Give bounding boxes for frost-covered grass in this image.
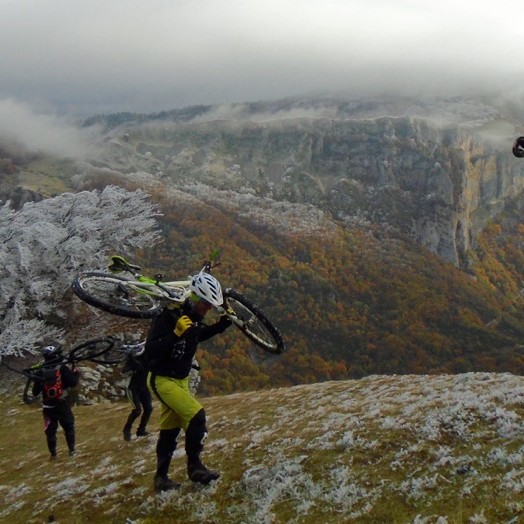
[1,373,523,523]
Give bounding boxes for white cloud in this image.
[0,99,99,158]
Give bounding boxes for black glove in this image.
[217,314,232,331]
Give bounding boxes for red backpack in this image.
[42,366,63,401]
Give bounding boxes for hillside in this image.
[1,373,523,523]
[67,175,523,394]
[1,94,523,393]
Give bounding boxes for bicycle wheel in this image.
[224,289,286,354]
[72,271,163,319]
[89,346,128,364]
[68,337,115,363]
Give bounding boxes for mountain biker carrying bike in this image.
[31,344,79,459]
[122,343,153,441]
[145,272,232,492]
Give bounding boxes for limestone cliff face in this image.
[262,116,524,267]
[99,106,524,266]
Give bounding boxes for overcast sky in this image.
[1,0,523,119]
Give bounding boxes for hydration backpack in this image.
[41,366,64,401]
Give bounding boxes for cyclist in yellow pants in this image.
[146,272,232,493]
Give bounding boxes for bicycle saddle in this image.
[108,255,142,273]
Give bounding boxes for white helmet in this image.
[190,272,223,307]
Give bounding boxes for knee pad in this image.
[186,409,207,454]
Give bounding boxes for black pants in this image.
[155,408,207,478]
[42,402,75,455]
[124,380,153,433]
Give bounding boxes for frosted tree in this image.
[0,186,162,358]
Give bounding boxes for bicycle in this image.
[0,337,116,404]
[96,340,146,366]
[72,255,286,354]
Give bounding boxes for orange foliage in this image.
[118,190,524,395]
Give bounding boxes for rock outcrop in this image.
[94,100,524,266]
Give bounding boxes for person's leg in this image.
[154,378,219,484]
[148,373,186,492]
[43,409,58,459]
[57,403,76,456]
[155,427,180,474]
[136,386,153,437]
[185,408,220,484]
[123,386,141,440]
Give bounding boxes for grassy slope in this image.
[1,373,523,523]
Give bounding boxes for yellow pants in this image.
[147,372,202,431]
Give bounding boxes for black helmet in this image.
[512,136,524,158]
[42,344,63,360]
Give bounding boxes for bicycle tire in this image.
[1,360,44,381]
[224,288,286,354]
[72,271,163,319]
[89,346,128,364]
[68,337,115,363]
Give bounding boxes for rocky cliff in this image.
[90,96,524,266]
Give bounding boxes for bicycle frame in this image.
[73,256,286,353]
[109,258,233,316]
[122,275,192,304]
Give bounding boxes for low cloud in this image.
[1,1,523,115]
[0,99,100,158]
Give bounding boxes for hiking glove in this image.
[217,314,232,331]
[175,315,194,337]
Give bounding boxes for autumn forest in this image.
[110,185,524,396]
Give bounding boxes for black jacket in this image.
[145,302,228,379]
[32,363,79,407]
